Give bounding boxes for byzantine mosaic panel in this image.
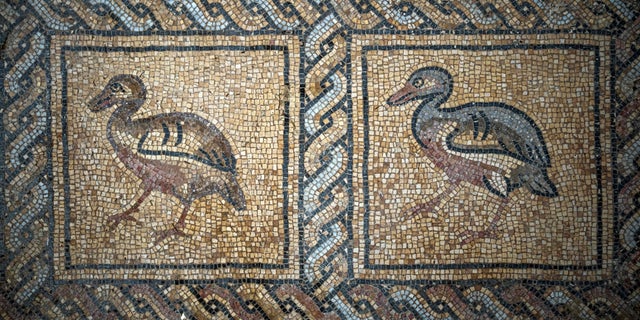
[351,33,614,281]
[50,34,300,280]
[3,0,640,319]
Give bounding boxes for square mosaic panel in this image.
[3,1,640,319]
[49,34,300,281]
[351,33,614,281]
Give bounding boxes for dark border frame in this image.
[55,43,295,273]
[354,41,614,274]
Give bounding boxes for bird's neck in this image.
[413,94,448,131]
[106,100,143,153]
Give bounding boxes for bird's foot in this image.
[153,224,188,245]
[401,203,440,222]
[107,210,139,230]
[458,227,499,245]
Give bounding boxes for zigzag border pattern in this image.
[2,0,640,318]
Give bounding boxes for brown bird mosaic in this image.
[88,74,246,244]
[387,67,558,244]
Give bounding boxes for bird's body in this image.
[89,74,245,243]
[388,67,557,244]
[109,111,244,206]
[417,117,505,189]
[413,102,556,198]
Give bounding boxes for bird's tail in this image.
[514,167,558,198]
[221,175,247,211]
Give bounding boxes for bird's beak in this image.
[88,89,113,112]
[387,83,418,106]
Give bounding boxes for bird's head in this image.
[88,74,146,112]
[387,67,452,107]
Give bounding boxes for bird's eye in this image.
[412,78,424,88]
[110,83,124,93]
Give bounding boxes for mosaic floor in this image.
[2,0,640,319]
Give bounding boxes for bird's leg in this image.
[401,183,458,222]
[481,200,505,238]
[107,188,151,229]
[176,203,190,231]
[459,197,508,245]
[153,202,191,245]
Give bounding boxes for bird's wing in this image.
[443,102,552,168]
[130,113,237,172]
